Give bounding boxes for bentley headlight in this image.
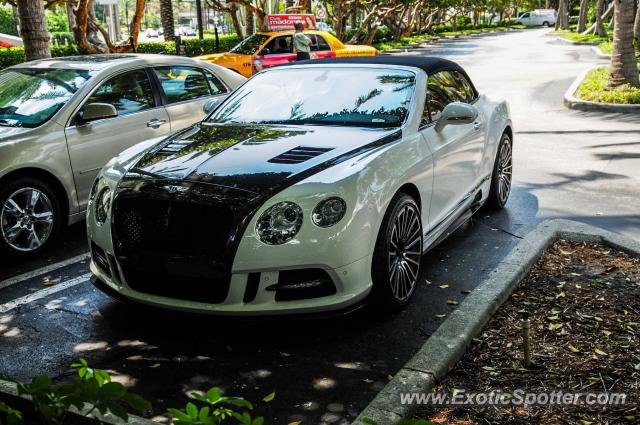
[89,177,101,202]
[312,197,346,227]
[256,202,303,245]
[95,187,112,226]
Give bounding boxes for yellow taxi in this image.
[196,29,378,78]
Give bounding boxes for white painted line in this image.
[0,272,92,313]
[0,253,90,291]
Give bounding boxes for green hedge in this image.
[0,34,241,70]
[0,45,79,69]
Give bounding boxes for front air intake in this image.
[268,146,334,164]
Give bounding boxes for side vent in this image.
[157,139,192,155]
[268,146,334,164]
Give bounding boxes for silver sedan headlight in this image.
[312,197,347,227]
[256,201,303,245]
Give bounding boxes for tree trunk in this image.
[577,0,589,32]
[245,5,254,35]
[229,3,244,39]
[160,0,175,41]
[609,0,639,87]
[17,0,51,61]
[595,0,607,36]
[556,0,569,30]
[634,0,640,52]
[12,5,20,36]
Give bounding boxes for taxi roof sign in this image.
[266,14,317,31]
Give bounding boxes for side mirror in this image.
[259,48,270,56]
[80,103,117,122]
[203,98,221,114]
[435,102,478,132]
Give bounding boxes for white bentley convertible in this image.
[87,56,513,315]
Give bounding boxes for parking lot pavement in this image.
[1,29,639,424]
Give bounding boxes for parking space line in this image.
[0,272,92,313]
[0,253,90,291]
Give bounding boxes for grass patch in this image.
[374,25,526,52]
[598,41,612,55]
[553,29,610,43]
[575,66,640,104]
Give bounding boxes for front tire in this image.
[485,132,513,210]
[0,178,62,257]
[371,193,423,311]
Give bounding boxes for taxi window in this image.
[263,36,292,54]
[229,34,270,55]
[312,35,331,51]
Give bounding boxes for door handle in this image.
[473,121,482,130]
[147,119,167,129]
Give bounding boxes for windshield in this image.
[0,68,93,128]
[208,67,416,128]
[229,34,270,55]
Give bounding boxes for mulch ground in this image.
[415,240,640,424]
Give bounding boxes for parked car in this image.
[176,26,197,37]
[316,22,334,32]
[196,30,378,78]
[88,56,513,315]
[0,54,245,257]
[144,28,159,38]
[515,9,556,27]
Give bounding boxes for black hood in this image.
[129,123,401,195]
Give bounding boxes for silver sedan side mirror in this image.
[203,98,222,114]
[435,102,478,132]
[81,103,118,122]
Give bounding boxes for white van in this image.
[516,9,556,27]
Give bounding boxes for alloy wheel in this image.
[498,138,512,205]
[388,203,422,302]
[1,187,55,252]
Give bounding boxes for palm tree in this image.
[577,0,589,33]
[609,0,639,87]
[159,0,175,41]
[556,0,570,30]
[16,0,51,61]
[595,0,607,36]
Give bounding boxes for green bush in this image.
[0,7,18,36]
[137,41,177,54]
[0,44,79,69]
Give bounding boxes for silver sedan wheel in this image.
[498,138,512,205]
[388,204,422,302]
[1,187,55,252]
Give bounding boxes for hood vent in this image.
[269,146,334,164]
[157,139,193,156]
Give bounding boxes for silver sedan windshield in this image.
[0,68,94,128]
[208,67,416,128]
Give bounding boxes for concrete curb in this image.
[590,45,610,59]
[563,65,640,113]
[352,219,640,425]
[0,378,157,425]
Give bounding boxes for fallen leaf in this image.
[447,300,459,305]
[568,345,580,353]
[580,421,594,425]
[460,289,471,295]
[547,315,559,320]
[594,348,608,356]
[279,352,291,357]
[559,249,573,255]
[435,314,446,318]
[548,323,562,331]
[149,363,161,368]
[288,422,302,425]
[387,375,393,381]
[263,392,275,402]
[439,284,449,289]
[556,291,566,298]
[424,280,432,285]
[624,416,636,422]
[363,378,374,384]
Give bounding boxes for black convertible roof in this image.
[292,55,468,76]
[289,55,477,95]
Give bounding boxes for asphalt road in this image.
[0,29,639,425]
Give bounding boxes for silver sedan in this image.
[0,54,246,257]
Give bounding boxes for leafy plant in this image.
[168,387,264,425]
[11,358,150,424]
[0,400,23,425]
